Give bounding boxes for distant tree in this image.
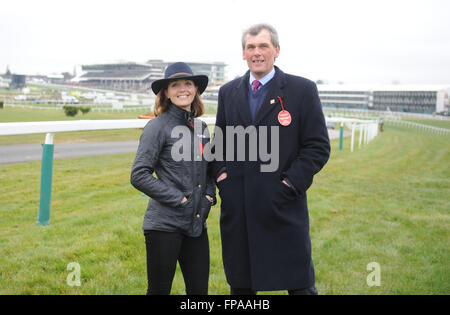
[63,105,78,117]
[80,106,91,115]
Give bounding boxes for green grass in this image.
[0,125,448,295]
[311,125,449,294]
[0,107,151,122]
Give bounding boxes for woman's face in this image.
[164,79,198,111]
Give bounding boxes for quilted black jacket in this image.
[130,103,216,237]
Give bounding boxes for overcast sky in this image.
[1,0,449,84]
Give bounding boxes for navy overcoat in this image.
[211,67,330,291]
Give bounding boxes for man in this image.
[212,24,330,295]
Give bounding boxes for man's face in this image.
[242,29,280,80]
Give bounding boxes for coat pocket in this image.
[177,194,194,216]
[276,180,300,205]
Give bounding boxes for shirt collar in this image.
[249,67,276,87]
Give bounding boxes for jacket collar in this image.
[166,101,194,124]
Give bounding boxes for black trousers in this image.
[144,229,209,295]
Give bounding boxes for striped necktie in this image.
[252,80,261,92]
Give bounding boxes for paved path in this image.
[0,130,348,165]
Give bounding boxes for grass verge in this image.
[0,125,448,294]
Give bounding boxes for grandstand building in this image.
[318,84,449,114]
[74,60,226,92]
[75,62,160,91]
[187,61,226,85]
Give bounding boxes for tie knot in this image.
[252,80,261,92]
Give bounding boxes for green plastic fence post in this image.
[339,123,344,151]
[37,133,54,226]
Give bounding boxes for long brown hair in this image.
[154,83,205,118]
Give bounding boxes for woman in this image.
[130,62,216,295]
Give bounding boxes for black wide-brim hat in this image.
[151,62,209,95]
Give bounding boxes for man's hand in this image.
[217,172,228,183]
[205,195,213,203]
[181,196,188,204]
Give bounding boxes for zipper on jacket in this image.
[188,117,204,157]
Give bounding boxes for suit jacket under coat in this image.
[212,66,330,291]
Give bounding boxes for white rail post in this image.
[359,124,363,148]
[364,124,369,145]
[351,123,355,152]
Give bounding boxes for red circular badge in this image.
[278,110,292,126]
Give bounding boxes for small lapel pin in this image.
[270,99,275,104]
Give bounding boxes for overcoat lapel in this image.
[232,71,252,126]
[253,67,287,126]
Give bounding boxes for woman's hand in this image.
[205,195,213,203]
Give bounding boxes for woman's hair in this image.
[153,82,205,118]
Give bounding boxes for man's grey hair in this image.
[241,23,279,49]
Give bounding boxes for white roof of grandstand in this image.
[167,61,227,66]
[83,62,153,67]
[317,84,450,92]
